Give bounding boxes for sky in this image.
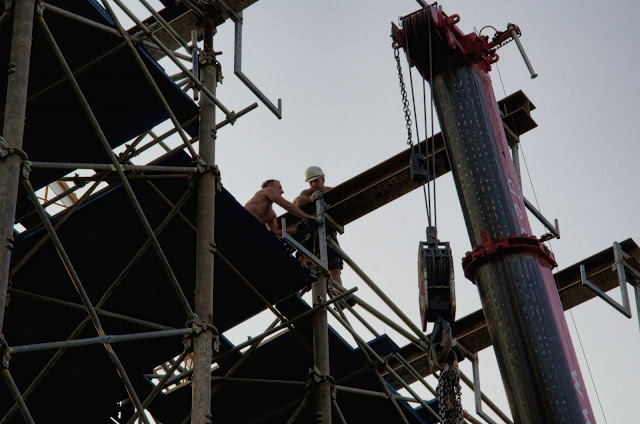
[107,0,640,422]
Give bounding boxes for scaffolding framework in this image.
[1,2,638,424]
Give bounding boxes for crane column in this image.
[393,6,594,423]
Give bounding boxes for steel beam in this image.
[278,93,535,228]
[385,240,640,392]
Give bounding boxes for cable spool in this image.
[418,229,456,332]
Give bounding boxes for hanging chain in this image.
[392,36,413,147]
[436,364,465,424]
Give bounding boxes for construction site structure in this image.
[1,1,639,423]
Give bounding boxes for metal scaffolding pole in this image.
[191,15,218,424]
[38,14,194,318]
[312,200,332,424]
[0,0,35,339]
[1,188,193,423]
[163,290,356,392]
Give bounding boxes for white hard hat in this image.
[304,166,324,182]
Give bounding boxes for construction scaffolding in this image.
[1,1,638,424]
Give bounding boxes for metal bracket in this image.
[231,11,282,119]
[186,314,221,352]
[581,242,640,328]
[523,196,560,239]
[467,353,513,424]
[507,23,537,79]
[0,135,7,158]
[21,161,31,179]
[0,335,10,369]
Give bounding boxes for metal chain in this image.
[436,364,464,423]
[392,37,413,147]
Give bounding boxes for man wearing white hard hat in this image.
[294,166,344,285]
[244,179,321,237]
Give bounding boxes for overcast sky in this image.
[117,0,640,422]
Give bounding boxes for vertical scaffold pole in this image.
[192,17,218,424]
[0,0,36,336]
[313,201,332,423]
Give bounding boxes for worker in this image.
[294,166,344,285]
[244,179,320,237]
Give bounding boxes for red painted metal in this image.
[394,5,596,422]
[391,6,520,77]
[462,230,558,283]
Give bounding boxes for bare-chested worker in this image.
[294,166,344,285]
[244,179,320,236]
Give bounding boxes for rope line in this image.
[570,310,609,424]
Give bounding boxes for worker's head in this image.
[262,179,283,194]
[304,166,325,191]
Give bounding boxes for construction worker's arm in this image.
[266,217,283,237]
[266,215,298,237]
[294,188,315,207]
[266,188,311,219]
[294,189,327,207]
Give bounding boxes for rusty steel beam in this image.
[280,92,535,229]
[385,238,640,389]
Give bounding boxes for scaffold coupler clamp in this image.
[307,365,335,396]
[186,314,220,352]
[20,161,32,179]
[462,229,557,284]
[198,48,224,82]
[0,136,28,162]
[0,335,9,369]
[194,159,222,190]
[418,226,456,331]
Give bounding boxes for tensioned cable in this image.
[407,56,433,226]
[427,7,437,230]
[569,311,609,424]
[405,22,431,227]
[496,62,547,242]
[400,6,438,230]
[422,78,433,224]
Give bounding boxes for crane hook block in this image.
[418,239,456,332]
[410,152,428,183]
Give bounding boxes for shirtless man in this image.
[244,179,319,236]
[294,166,344,285]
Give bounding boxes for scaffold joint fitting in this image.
[186,314,221,352]
[0,335,10,369]
[0,137,28,161]
[21,161,32,179]
[309,365,335,386]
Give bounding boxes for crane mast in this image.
[393,5,595,423]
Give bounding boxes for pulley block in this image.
[418,238,456,331]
